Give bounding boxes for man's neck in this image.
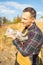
[25,22,34,29]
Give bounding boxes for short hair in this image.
[23,7,36,18]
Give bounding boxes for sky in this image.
[0,0,43,21]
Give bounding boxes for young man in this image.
[7,7,43,65]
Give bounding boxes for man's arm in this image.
[13,30,43,56]
[13,38,29,56]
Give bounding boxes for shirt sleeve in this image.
[13,38,29,56]
[12,30,43,56]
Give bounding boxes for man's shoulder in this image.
[35,24,42,35]
[32,22,42,35]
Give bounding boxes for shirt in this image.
[13,22,43,60]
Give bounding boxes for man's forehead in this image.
[22,12,31,18]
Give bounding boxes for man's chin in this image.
[22,23,26,26]
[22,23,30,27]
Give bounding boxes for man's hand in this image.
[5,34,16,40]
[4,27,17,40]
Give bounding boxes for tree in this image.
[0,17,3,27]
[13,15,21,24]
[2,17,12,24]
[40,16,43,19]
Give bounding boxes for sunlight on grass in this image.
[0,22,43,65]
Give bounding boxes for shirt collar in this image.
[22,22,36,33]
[28,22,36,30]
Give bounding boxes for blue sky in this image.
[0,0,43,21]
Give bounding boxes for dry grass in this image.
[0,22,43,65]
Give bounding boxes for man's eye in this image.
[23,18,27,20]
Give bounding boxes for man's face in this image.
[21,12,35,27]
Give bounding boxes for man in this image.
[7,7,43,65]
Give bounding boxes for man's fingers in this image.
[6,34,16,39]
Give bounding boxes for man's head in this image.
[22,7,36,27]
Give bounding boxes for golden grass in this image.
[0,22,43,65]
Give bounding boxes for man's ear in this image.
[32,17,35,23]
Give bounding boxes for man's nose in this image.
[21,19,25,23]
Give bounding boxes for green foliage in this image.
[3,17,12,24]
[0,17,12,25]
[41,16,43,18]
[13,15,21,24]
[0,17,2,27]
[0,16,21,25]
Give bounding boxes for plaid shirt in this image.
[13,22,43,58]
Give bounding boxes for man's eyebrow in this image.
[22,18,27,20]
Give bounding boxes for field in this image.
[0,22,43,65]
